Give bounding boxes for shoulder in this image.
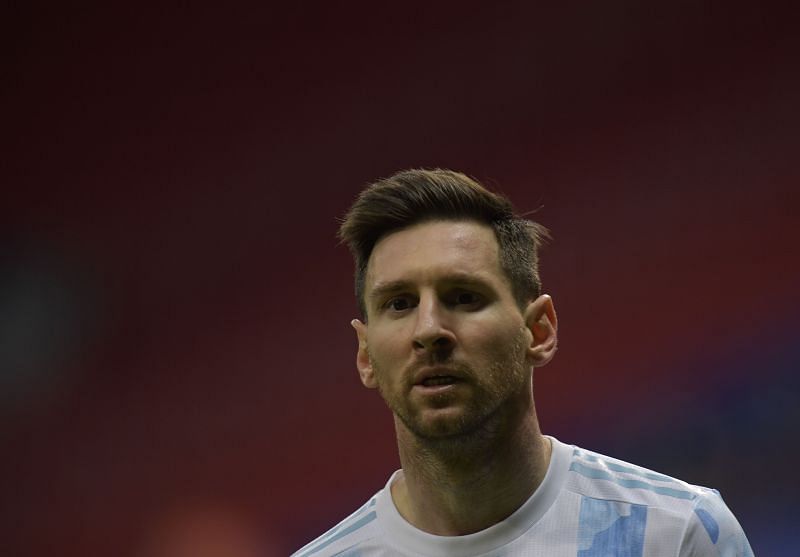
[565,444,708,508]
[290,496,382,557]
[679,487,754,557]
[562,442,753,556]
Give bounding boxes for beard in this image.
[371,326,532,443]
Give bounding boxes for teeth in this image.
[422,376,456,387]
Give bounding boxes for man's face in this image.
[353,220,552,440]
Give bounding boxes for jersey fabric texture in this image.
[292,437,753,557]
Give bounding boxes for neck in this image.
[391,404,551,536]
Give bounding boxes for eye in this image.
[390,298,409,311]
[385,296,415,312]
[450,290,484,309]
[456,292,477,304]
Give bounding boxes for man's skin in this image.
[351,220,558,536]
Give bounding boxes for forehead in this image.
[365,220,506,290]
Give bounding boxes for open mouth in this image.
[420,376,458,387]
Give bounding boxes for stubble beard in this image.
[371,328,531,451]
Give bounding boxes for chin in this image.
[403,407,493,441]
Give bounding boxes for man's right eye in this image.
[387,297,412,312]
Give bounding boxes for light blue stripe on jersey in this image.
[575,450,675,483]
[577,497,647,557]
[694,508,719,544]
[299,511,376,556]
[693,492,754,557]
[295,500,377,557]
[569,462,695,500]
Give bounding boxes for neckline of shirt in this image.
[375,435,571,557]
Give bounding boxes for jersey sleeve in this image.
[678,488,754,557]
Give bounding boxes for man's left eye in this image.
[456,292,476,304]
[453,292,482,307]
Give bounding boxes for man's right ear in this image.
[351,319,376,388]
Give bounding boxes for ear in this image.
[351,319,377,388]
[524,294,558,367]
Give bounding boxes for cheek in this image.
[478,332,528,371]
[368,326,409,364]
[464,314,525,349]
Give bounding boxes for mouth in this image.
[419,375,459,387]
[413,366,465,389]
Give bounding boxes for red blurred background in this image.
[2,2,798,555]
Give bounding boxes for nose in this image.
[412,294,456,353]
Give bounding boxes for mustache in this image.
[409,349,454,368]
[419,346,456,365]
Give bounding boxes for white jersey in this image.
[292,437,753,557]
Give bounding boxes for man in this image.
[293,169,753,556]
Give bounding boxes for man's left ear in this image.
[524,294,558,367]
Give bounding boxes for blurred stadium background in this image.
[2,2,798,556]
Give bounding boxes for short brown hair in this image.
[338,168,549,318]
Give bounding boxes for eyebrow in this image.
[368,280,414,304]
[367,273,495,304]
